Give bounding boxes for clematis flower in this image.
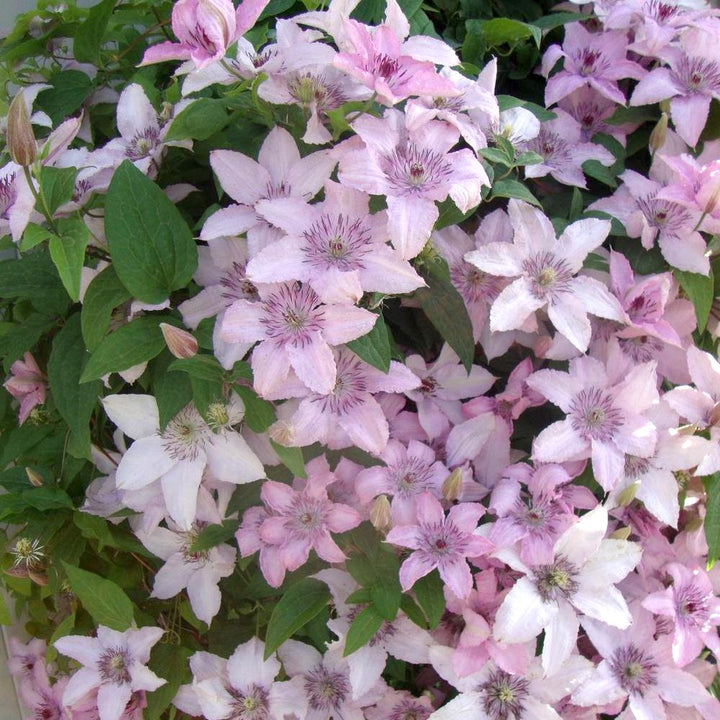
[386,492,494,599]
[247,181,425,305]
[526,355,658,491]
[140,0,270,69]
[4,351,46,425]
[338,108,489,259]
[103,393,265,529]
[55,626,165,720]
[465,199,626,352]
[493,505,642,675]
[220,282,378,398]
[542,22,646,106]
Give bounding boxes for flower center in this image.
[304,667,349,711]
[303,213,373,271]
[481,670,530,720]
[534,556,579,602]
[228,683,269,720]
[161,406,209,461]
[611,645,658,695]
[569,387,623,442]
[98,648,131,685]
[522,251,573,299]
[262,283,325,348]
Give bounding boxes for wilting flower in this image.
[4,351,46,425]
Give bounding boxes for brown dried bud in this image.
[7,91,36,166]
[160,322,198,359]
[369,495,392,534]
[649,112,668,154]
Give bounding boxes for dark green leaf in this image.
[264,578,330,658]
[81,265,131,351]
[497,95,556,122]
[168,354,224,382]
[270,440,306,478]
[188,520,238,553]
[48,218,88,302]
[370,569,402,621]
[47,314,101,453]
[473,18,541,49]
[605,106,658,126]
[434,196,477,231]
[515,151,544,166]
[479,147,513,166]
[400,595,427,628]
[79,315,164,383]
[39,166,77,216]
[345,588,373,604]
[153,353,193,430]
[413,569,445,628]
[346,313,391,372]
[0,250,68,309]
[105,160,198,304]
[36,71,93,126]
[235,385,276,433]
[344,605,384,656]
[165,99,230,141]
[491,178,542,207]
[21,486,73,511]
[704,473,720,566]
[416,260,475,372]
[74,0,116,64]
[675,268,714,333]
[531,11,585,30]
[20,223,54,251]
[145,644,192,720]
[63,563,135,631]
[582,159,618,188]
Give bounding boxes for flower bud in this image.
[369,495,392,534]
[269,420,295,447]
[616,482,638,507]
[442,468,464,502]
[160,322,198,359]
[649,112,668,154]
[25,467,43,487]
[7,90,36,166]
[610,526,631,540]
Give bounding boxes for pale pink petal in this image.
[525,370,581,412]
[117,84,158,139]
[206,431,265,484]
[102,394,159,440]
[532,420,588,463]
[490,278,545,332]
[187,568,222,624]
[97,682,132,720]
[200,205,258,240]
[542,599,579,675]
[399,552,437,591]
[287,334,336,395]
[321,305,378,345]
[464,242,523,277]
[558,218,611,272]
[246,238,308,284]
[386,195,439,260]
[494,576,557,644]
[160,454,206,529]
[571,275,626,321]
[210,150,268,204]
[152,555,196,598]
[116,435,175,490]
[572,585,632,627]
[251,342,292,398]
[590,439,625,491]
[220,299,266,343]
[339,398,389,455]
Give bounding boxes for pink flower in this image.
[54,626,166,720]
[4,351,46,425]
[258,457,362,586]
[465,200,626,352]
[220,282,378,398]
[526,355,659,491]
[338,108,489,259]
[385,492,494,599]
[542,22,645,107]
[141,0,270,69]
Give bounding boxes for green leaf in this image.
[491,178,542,207]
[0,593,12,625]
[39,166,77,216]
[105,160,198,304]
[0,250,68,309]
[497,96,556,123]
[153,353,193,430]
[145,644,192,720]
[79,315,165,383]
[675,268,715,333]
[165,99,230,141]
[531,11,586,30]
[49,611,75,644]
[345,588,372,604]
[20,223,54,251]
[412,569,445,629]
[36,71,94,126]
[47,314,101,453]
[63,563,135,631]
[370,569,402,621]
[264,578,330,658]
[188,520,238,553]
[344,605,384,656]
[479,147,513,166]
[74,0,115,64]
[235,385,277,433]
[704,473,720,566]
[168,355,224,382]
[434,196,477,231]
[582,159,618,188]
[515,151,544,166]
[346,313,391,372]
[81,265,131,351]
[21,486,73,511]
[399,595,427,628]
[473,18,541,49]
[416,260,475,373]
[48,218,88,302]
[270,440,306,479]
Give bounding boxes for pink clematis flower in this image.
[643,563,720,667]
[493,505,642,675]
[542,22,646,107]
[220,282,378,398]
[203,127,336,254]
[4,351,46,425]
[54,626,165,720]
[140,0,270,69]
[247,181,425,305]
[385,492,494,599]
[465,199,626,352]
[526,355,658,491]
[258,456,362,587]
[338,108,490,259]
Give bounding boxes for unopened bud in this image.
[25,467,43,486]
[649,112,668,154]
[442,468,464,502]
[7,90,36,166]
[269,420,295,447]
[369,495,392,534]
[533,336,552,359]
[28,569,48,586]
[616,482,639,507]
[160,323,198,359]
[610,526,631,540]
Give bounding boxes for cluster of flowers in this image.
[3,0,720,718]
